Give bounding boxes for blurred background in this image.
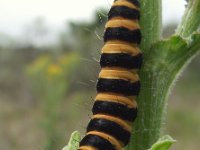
[0,0,199,150]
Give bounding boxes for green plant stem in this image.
[140,0,162,51]
[125,0,162,149]
[176,0,200,37]
[125,0,200,150]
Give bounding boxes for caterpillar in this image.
[79,0,142,150]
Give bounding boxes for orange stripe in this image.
[105,19,140,30]
[100,67,139,74]
[110,16,139,23]
[92,114,131,132]
[78,146,97,150]
[87,131,122,150]
[113,0,139,10]
[105,40,138,47]
[99,69,139,82]
[95,93,137,108]
[102,43,141,56]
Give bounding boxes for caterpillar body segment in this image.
[79,0,142,149]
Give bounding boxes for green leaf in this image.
[148,135,176,150]
[146,33,200,74]
[62,131,81,150]
[145,35,187,72]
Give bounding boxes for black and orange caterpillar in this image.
[79,0,142,149]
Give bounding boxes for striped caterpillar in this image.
[79,0,142,149]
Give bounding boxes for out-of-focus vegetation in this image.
[166,54,200,150]
[26,53,79,150]
[0,9,106,150]
[0,9,199,150]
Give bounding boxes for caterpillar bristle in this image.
[79,0,142,149]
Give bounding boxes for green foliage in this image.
[148,135,176,150]
[62,131,81,150]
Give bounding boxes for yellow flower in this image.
[47,64,62,77]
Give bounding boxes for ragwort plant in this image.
[66,0,200,150]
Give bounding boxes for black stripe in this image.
[97,78,140,96]
[92,101,137,121]
[104,27,141,44]
[87,118,131,146]
[108,6,140,20]
[127,0,140,7]
[114,0,140,7]
[79,134,116,150]
[100,53,142,69]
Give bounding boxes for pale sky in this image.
[0,0,186,37]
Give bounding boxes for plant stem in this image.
[140,0,162,52]
[125,0,162,149]
[125,0,200,150]
[176,0,200,37]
